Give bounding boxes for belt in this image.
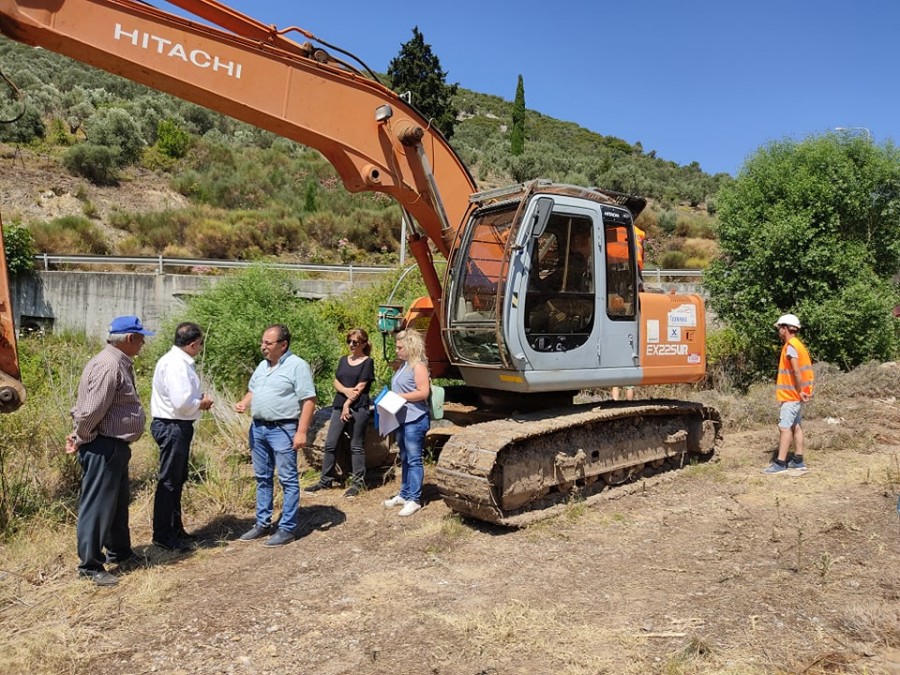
[252,418,297,427]
[153,417,196,424]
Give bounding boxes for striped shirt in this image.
[71,344,146,445]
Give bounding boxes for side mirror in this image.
[530,196,554,238]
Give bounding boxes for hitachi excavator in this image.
[0,0,721,524]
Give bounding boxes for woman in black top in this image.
[307,328,375,497]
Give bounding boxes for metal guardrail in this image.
[33,254,702,283]
[33,254,393,282]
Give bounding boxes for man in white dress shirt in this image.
[150,322,213,551]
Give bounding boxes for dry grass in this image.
[424,599,648,675]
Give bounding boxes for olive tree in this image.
[84,107,144,166]
[705,134,900,374]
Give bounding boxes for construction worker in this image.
[763,313,814,474]
[634,225,646,273]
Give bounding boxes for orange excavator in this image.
[0,0,721,524]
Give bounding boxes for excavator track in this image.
[435,400,722,527]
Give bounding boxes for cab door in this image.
[509,200,639,377]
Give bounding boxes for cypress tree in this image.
[387,27,458,140]
[510,74,526,156]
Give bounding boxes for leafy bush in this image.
[0,102,45,143]
[62,143,119,185]
[1,223,35,276]
[156,118,190,158]
[152,266,341,396]
[29,215,110,254]
[705,134,900,375]
[657,209,677,234]
[84,107,144,166]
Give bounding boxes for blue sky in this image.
[161,0,893,176]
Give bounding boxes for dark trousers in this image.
[320,406,370,487]
[151,418,195,542]
[76,436,132,573]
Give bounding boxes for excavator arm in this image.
[0,0,480,398]
[0,0,476,279]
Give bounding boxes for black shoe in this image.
[263,529,296,547]
[343,485,361,498]
[104,549,136,565]
[174,529,198,542]
[238,524,271,541]
[152,538,192,553]
[106,552,146,571]
[305,480,337,492]
[79,569,119,587]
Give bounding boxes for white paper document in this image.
[376,390,407,436]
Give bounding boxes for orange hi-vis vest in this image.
[634,226,646,272]
[776,336,814,402]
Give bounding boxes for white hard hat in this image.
[774,313,801,329]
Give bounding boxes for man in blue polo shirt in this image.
[235,324,316,546]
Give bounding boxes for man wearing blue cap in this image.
[67,315,154,586]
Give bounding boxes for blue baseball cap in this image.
[108,315,155,336]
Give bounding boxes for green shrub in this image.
[1,223,35,276]
[85,107,144,166]
[658,209,677,234]
[62,143,119,185]
[0,102,45,143]
[156,118,190,158]
[659,250,688,269]
[29,215,110,254]
[149,266,341,396]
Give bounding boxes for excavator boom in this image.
[0,0,476,258]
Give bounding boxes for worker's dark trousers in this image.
[151,418,194,543]
[76,436,132,573]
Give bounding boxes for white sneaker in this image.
[383,495,406,508]
[398,501,421,517]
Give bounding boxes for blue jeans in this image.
[249,420,299,533]
[396,414,429,503]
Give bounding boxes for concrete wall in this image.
[10,271,359,339]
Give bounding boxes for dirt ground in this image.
[0,145,187,232]
[2,390,899,675]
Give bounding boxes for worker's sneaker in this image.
[788,457,808,471]
[343,485,361,498]
[398,501,421,517]
[762,462,788,475]
[383,495,406,508]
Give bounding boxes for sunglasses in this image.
[347,339,364,345]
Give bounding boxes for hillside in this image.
[0,36,722,267]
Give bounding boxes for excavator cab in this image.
[443,184,645,395]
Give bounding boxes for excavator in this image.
[0,0,721,525]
